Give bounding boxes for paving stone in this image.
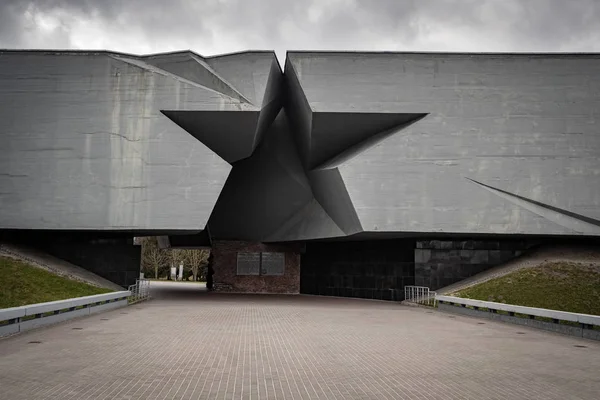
[0,281,599,399]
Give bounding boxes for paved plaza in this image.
[0,281,599,400]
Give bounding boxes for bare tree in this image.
[141,237,168,279]
[185,249,210,282]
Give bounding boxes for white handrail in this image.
[128,279,150,304]
[404,285,437,306]
[436,295,600,327]
[0,291,131,337]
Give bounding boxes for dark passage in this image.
[300,240,415,301]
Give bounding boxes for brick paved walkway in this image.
[0,281,599,400]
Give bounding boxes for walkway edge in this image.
[0,291,131,337]
[436,296,600,341]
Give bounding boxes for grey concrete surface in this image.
[0,280,599,399]
[287,52,600,236]
[0,50,271,231]
[3,50,600,241]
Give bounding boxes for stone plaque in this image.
[261,252,285,276]
[236,252,260,275]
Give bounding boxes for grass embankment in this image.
[0,256,113,309]
[455,262,600,316]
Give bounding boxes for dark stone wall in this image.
[41,238,141,288]
[415,240,535,290]
[300,240,415,301]
[212,240,301,293]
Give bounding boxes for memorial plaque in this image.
[237,252,260,275]
[261,252,285,276]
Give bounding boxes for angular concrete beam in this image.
[310,112,427,170]
[264,198,345,242]
[207,111,314,241]
[308,168,363,236]
[467,178,600,234]
[160,53,284,164]
[206,52,281,107]
[285,57,427,170]
[161,110,260,164]
[144,52,251,103]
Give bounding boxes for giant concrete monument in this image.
[1,50,599,289]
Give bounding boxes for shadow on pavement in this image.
[147,280,406,309]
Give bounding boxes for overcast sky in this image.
[1,0,599,62]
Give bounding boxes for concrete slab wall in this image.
[0,51,235,232]
[288,52,600,236]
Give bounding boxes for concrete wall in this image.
[300,240,415,301]
[4,50,600,242]
[287,52,600,237]
[0,51,243,232]
[414,240,533,290]
[212,241,301,293]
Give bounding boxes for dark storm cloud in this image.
[0,0,599,56]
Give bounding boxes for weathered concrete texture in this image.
[301,240,415,301]
[160,52,283,164]
[144,52,250,102]
[285,57,427,171]
[287,52,600,236]
[212,240,301,293]
[438,303,600,341]
[206,52,280,106]
[4,50,600,242]
[1,283,599,400]
[414,240,531,290]
[0,50,241,232]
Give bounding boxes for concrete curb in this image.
[438,303,600,341]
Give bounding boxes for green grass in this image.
[455,262,600,316]
[0,256,114,309]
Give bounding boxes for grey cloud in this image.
[0,0,599,56]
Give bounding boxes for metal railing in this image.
[404,285,437,307]
[128,279,150,304]
[0,291,131,337]
[436,295,600,340]
[436,295,600,327]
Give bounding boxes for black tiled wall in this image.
[300,240,415,301]
[414,240,537,290]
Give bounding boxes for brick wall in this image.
[212,240,301,294]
